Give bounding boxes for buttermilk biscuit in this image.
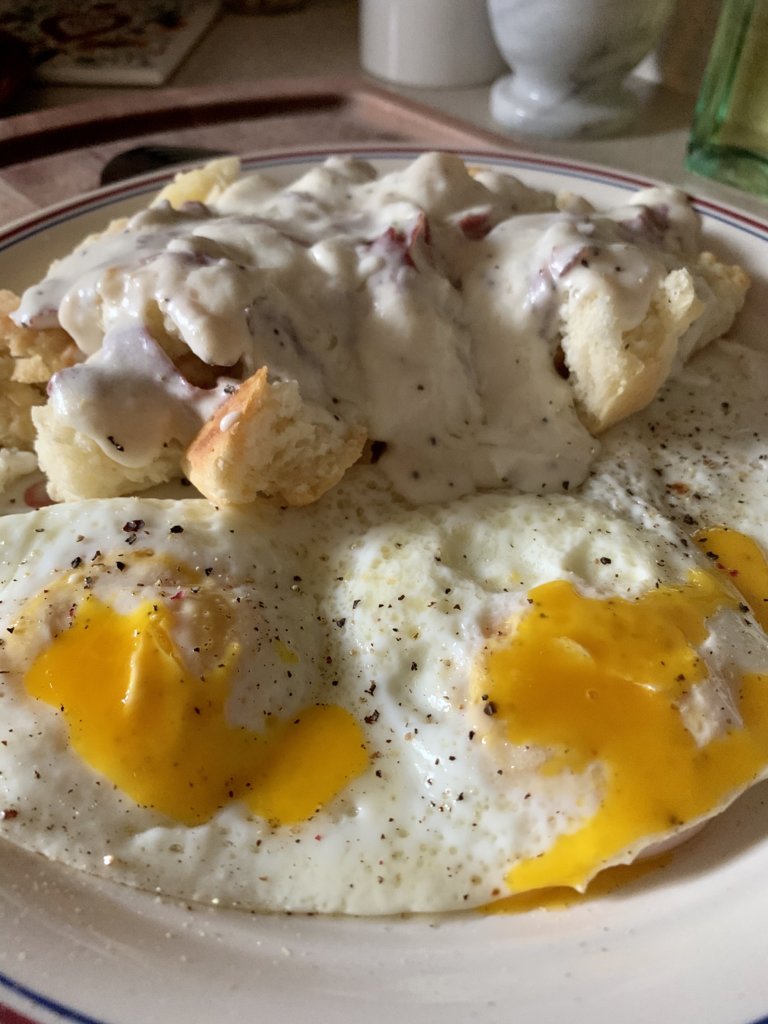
[0,290,79,489]
[676,252,750,365]
[0,290,79,388]
[561,255,749,434]
[152,156,242,209]
[182,367,366,507]
[33,402,185,502]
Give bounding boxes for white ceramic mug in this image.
[360,0,506,89]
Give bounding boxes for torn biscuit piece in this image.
[182,367,366,506]
[561,255,749,434]
[0,290,79,387]
[0,290,79,490]
[0,448,36,491]
[675,252,750,366]
[33,401,185,502]
[152,156,242,210]
[561,267,701,433]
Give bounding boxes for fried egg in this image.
[2,448,768,915]
[2,154,768,917]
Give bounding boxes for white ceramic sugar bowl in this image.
[487,0,674,137]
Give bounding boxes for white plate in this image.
[1,148,768,1024]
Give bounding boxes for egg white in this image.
[1,445,767,915]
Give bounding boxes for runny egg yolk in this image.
[24,597,368,827]
[480,556,768,895]
[693,526,768,631]
[483,854,672,914]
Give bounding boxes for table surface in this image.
[2,0,766,223]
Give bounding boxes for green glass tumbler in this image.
[686,0,768,196]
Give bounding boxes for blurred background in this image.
[0,0,722,115]
[2,0,765,221]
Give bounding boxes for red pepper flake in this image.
[170,590,184,601]
[314,834,323,841]
[1,808,18,820]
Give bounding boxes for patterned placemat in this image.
[0,0,221,86]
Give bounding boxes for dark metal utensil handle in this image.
[99,144,229,186]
